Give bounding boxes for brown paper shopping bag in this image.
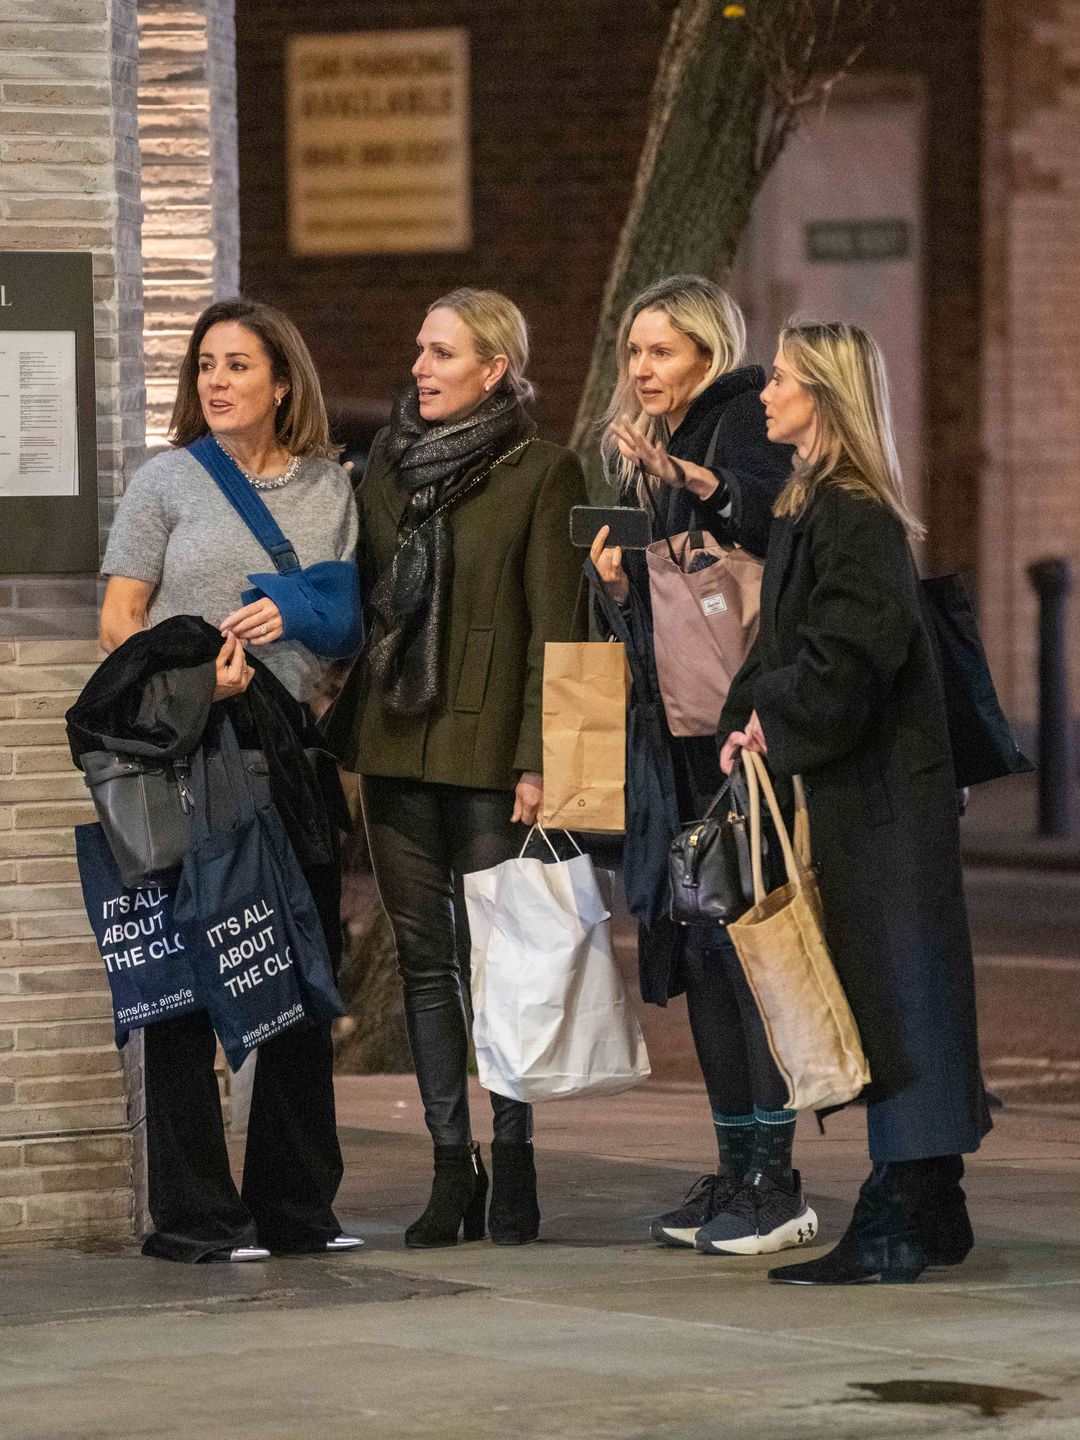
[541,640,628,833]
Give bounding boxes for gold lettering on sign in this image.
[287,29,472,256]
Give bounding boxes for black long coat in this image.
[721,484,991,1161]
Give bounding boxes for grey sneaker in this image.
[695,1170,818,1256]
[650,1171,739,1248]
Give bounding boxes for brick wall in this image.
[139,0,239,447]
[0,0,145,1246]
[981,0,1080,725]
[235,0,667,441]
[860,2,983,581]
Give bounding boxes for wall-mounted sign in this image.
[0,252,98,574]
[806,220,911,263]
[0,330,78,498]
[286,28,472,256]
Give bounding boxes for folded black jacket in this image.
[66,615,340,871]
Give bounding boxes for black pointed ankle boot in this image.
[769,1156,974,1285]
[768,1162,927,1285]
[488,1141,540,1245]
[405,1144,489,1249]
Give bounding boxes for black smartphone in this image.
[570,505,652,551]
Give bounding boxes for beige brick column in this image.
[139,0,239,447]
[0,0,145,1245]
[981,1,1080,727]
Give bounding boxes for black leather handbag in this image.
[668,771,758,925]
[81,747,275,890]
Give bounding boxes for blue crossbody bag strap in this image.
[187,435,301,574]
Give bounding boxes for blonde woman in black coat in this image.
[591,277,810,1259]
[720,322,990,1285]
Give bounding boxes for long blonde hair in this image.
[773,321,925,542]
[600,275,747,499]
[427,287,535,405]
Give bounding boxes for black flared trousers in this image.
[361,775,533,1148]
[141,1010,344,1261]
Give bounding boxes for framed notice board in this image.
[0,251,99,573]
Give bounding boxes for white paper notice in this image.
[0,331,78,497]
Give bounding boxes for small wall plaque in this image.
[806,220,911,263]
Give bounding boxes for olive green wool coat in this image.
[325,430,588,791]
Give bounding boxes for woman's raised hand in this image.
[607,416,679,485]
[220,596,285,646]
[212,632,254,702]
[589,525,629,604]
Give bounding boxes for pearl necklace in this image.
[214,434,301,491]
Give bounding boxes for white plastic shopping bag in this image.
[465,828,650,1102]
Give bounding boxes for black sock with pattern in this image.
[749,1106,797,1189]
[713,1111,755,1181]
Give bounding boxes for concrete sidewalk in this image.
[1,1077,1079,1440]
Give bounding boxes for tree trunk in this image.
[570,1,766,490]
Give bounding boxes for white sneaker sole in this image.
[654,1225,700,1248]
[699,1207,819,1257]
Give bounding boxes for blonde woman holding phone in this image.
[590,276,809,1260]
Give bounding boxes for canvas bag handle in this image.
[742,750,811,905]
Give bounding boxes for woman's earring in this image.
[275,395,283,407]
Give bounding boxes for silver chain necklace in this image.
[213,434,301,491]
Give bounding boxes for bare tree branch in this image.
[568,0,893,478]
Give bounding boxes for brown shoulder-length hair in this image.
[168,298,336,458]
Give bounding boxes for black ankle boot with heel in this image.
[488,1141,540,1245]
[405,1144,489,1249]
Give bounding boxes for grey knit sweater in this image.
[102,445,358,701]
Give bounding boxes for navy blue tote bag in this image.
[75,822,201,1048]
[174,717,344,1070]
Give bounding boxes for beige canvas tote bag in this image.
[644,530,763,737]
[541,639,629,833]
[727,751,871,1111]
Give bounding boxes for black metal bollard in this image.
[1027,558,1075,836]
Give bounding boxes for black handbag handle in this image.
[699,777,733,821]
[189,715,256,845]
[638,466,680,566]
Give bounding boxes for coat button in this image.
[803,781,813,798]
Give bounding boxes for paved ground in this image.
[1,1076,1079,1440]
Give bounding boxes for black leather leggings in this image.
[360,775,533,1148]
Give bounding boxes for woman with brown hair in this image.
[720,322,990,1284]
[99,298,361,1262]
